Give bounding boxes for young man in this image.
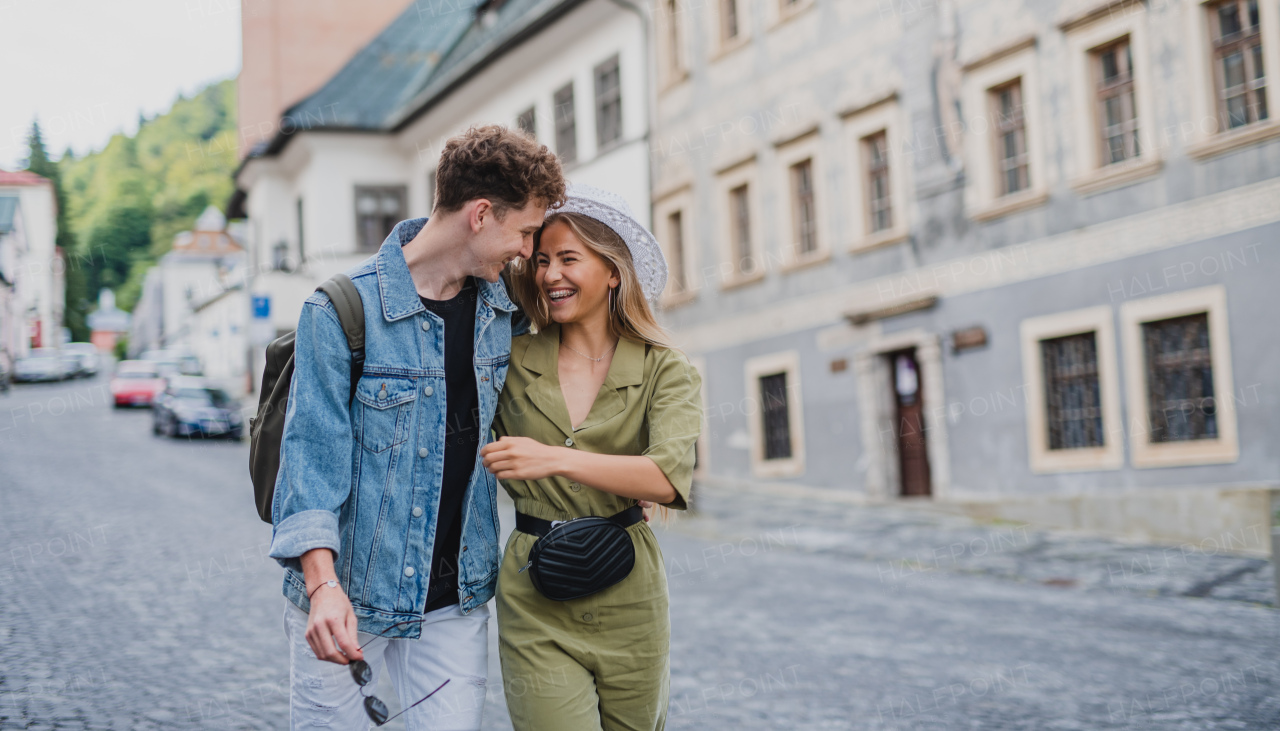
[268,125,566,730]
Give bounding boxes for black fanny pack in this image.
[516,505,643,602]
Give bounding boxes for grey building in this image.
[649,0,1280,550]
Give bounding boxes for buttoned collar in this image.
[374,217,518,323]
[520,322,647,436]
[521,323,645,387]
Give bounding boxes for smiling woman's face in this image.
[533,219,619,325]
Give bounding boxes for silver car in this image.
[64,343,101,377]
[13,352,68,382]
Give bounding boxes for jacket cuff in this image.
[269,509,340,568]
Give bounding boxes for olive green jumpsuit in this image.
[492,324,702,731]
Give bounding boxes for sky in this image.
[0,0,242,170]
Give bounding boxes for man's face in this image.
[471,199,547,282]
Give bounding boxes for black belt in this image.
[516,505,644,538]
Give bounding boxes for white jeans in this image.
[284,600,489,730]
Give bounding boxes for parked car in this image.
[59,350,84,378]
[63,343,101,377]
[141,348,200,378]
[110,360,166,407]
[152,377,243,439]
[0,352,12,392]
[13,349,71,382]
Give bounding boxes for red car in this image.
[111,360,166,408]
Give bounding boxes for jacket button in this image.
[582,612,593,622]
[412,507,423,518]
[570,483,581,492]
[423,386,434,397]
[420,320,431,331]
[418,447,428,458]
[404,567,415,577]
[564,437,574,447]
[377,390,386,401]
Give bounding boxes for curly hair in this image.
[433,124,567,216]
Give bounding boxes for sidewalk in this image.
[672,481,1277,608]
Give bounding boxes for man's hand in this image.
[305,586,363,665]
[301,548,363,665]
[481,436,563,481]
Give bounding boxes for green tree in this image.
[58,78,238,320]
[24,121,88,340]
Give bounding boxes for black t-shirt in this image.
[420,278,480,612]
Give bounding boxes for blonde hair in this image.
[507,212,680,522]
[507,212,674,350]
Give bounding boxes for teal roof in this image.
[0,196,18,234]
[256,0,584,156]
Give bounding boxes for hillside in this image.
[59,78,238,334]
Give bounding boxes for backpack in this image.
[248,274,366,523]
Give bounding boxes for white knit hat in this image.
[549,183,668,304]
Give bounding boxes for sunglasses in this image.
[346,618,452,726]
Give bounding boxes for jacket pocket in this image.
[353,376,417,453]
[491,361,509,392]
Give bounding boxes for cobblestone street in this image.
[1,377,1278,729]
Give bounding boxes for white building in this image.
[130,206,250,392]
[0,170,63,352]
[0,195,26,379]
[232,0,652,390]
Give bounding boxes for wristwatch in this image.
[308,579,340,600]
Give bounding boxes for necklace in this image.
[561,338,618,362]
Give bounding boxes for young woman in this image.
[480,184,702,731]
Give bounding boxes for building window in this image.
[1119,285,1237,468]
[1142,313,1217,442]
[272,241,289,272]
[863,131,892,233]
[721,0,739,42]
[729,183,753,274]
[667,210,686,293]
[517,106,536,138]
[554,83,577,164]
[1020,306,1123,473]
[759,372,792,460]
[295,197,305,265]
[1094,38,1140,165]
[665,0,682,77]
[355,185,406,252]
[991,79,1030,196]
[1041,332,1104,449]
[595,55,623,149]
[745,350,805,477]
[1210,0,1268,130]
[789,158,817,255]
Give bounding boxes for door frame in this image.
[854,329,951,501]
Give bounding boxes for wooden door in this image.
[891,350,932,497]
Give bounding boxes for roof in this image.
[169,229,243,257]
[255,0,485,150]
[0,195,18,234]
[390,0,588,129]
[247,0,585,159]
[0,169,51,187]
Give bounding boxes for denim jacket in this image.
[268,218,516,639]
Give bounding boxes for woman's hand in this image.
[638,500,654,522]
[481,436,564,481]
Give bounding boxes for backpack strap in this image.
[316,274,366,404]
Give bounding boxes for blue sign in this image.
[252,295,271,319]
